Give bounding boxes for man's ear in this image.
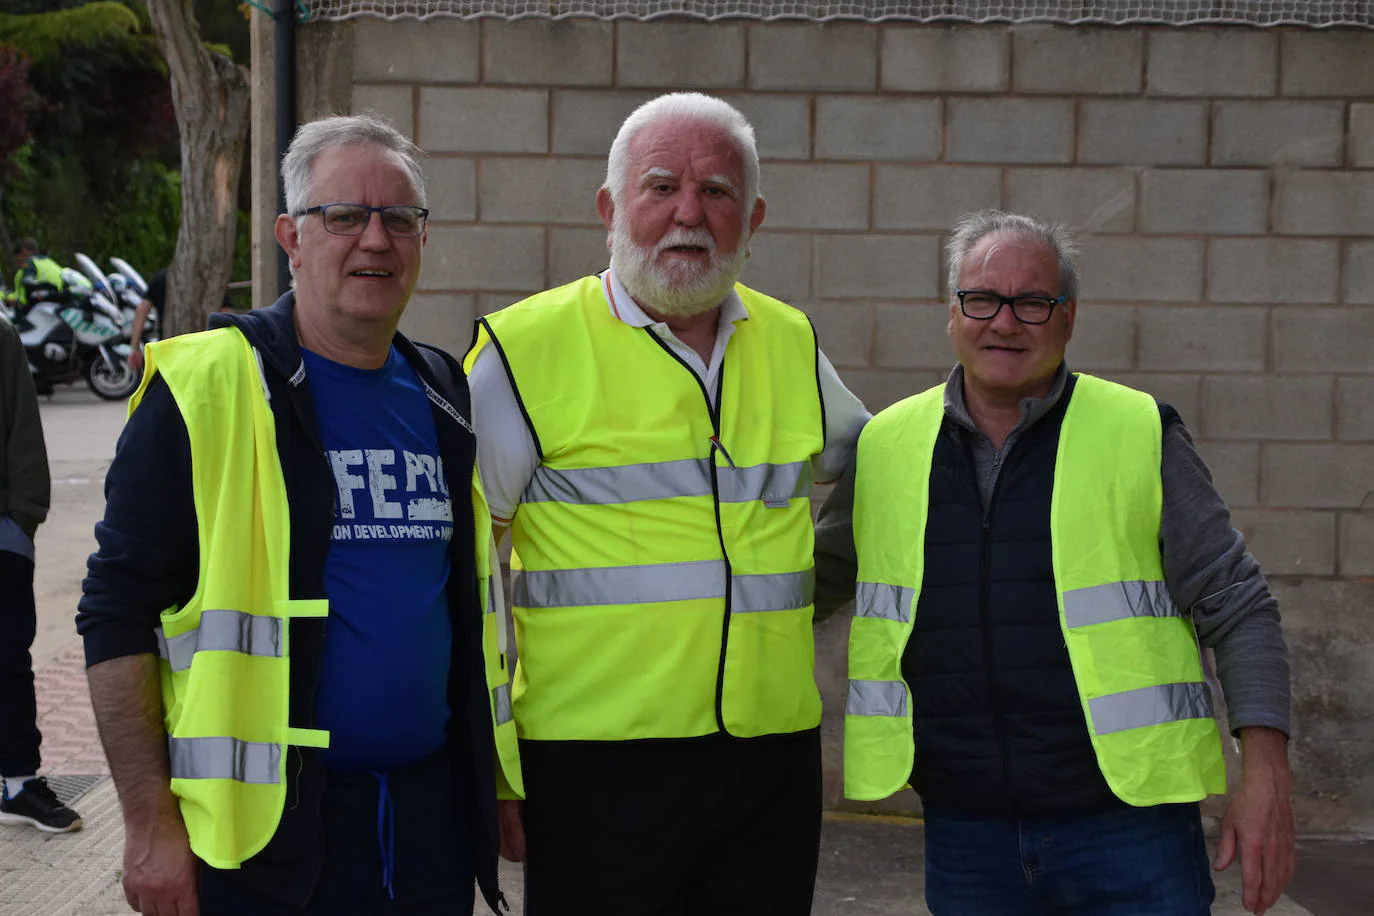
[274,214,302,270]
[1063,299,1077,343]
[596,187,615,231]
[748,196,766,236]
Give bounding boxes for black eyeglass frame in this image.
[296,203,431,238]
[954,289,1069,325]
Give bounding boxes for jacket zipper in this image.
[643,329,734,735]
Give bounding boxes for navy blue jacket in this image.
[77,294,505,911]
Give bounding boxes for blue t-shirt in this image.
[304,346,454,771]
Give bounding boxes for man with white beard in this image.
[465,92,868,914]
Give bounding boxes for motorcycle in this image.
[7,267,142,400]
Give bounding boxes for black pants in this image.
[521,730,822,916]
[200,748,475,915]
[0,550,41,779]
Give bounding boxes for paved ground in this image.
[0,387,1367,915]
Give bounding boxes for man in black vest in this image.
[816,210,1293,916]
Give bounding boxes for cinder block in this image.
[839,368,948,412]
[1079,101,1208,165]
[1351,104,1374,168]
[1337,377,1374,441]
[353,19,478,83]
[1012,26,1142,94]
[1193,441,1260,508]
[1136,307,1267,372]
[1276,172,1374,237]
[1340,513,1374,576]
[760,164,870,231]
[479,292,535,317]
[1203,376,1335,441]
[548,228,608,287]
[1209,239,1339,304]
[1263,444,1374,508]
[948,98,1074,164]
[423,225,545,291]
[483,19,613,86]
[547,228,608,287]
[873,301,956,369]
[1140,170,1268,236]
[717,93,811,160]
[617,22,746,88]
[1230,509,1337,576]
[1344,242,1374,305]
[1078,238,1205,303]
[551,90,655,156]
[1146,31,1278,98]
[1211,101,1343,168]
[479,159,604,225]
[1274,308,1374,373]
[816,97,942,161]
[351,85,413,139]
[881,25,1009,93]
[1282,31,1374,97]
[748,24,876,91]
[875,166,1002,232]
[742,232,812,302]
[419,88,548,154]
[1067,305,1135,371]
[815,235,942,299]
[425,157,477,222]
[803,301,873,368]
[1006,168,1135,234]
[1099,372,1203,427]
[400,293,477,357]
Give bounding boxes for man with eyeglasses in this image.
[816,209,1294,916]
[78,114,520,916]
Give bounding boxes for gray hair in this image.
[945,209,1081,301]
[280,114,426,217]
[604,93,760,212]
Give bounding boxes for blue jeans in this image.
[923,801,1215,916]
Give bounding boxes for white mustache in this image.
[655,229,717,256]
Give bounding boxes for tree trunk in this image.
[144,0,250,338]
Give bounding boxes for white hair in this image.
[946,209,1081,301]
[604,93,760,211]
[280,114,426,218]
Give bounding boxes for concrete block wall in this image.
[279,17,1374,833]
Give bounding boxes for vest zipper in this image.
[642,328,734,735]
[962,432,1012,794]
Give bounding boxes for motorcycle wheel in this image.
[86,354,141,400]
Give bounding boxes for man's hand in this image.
[1213,726,1295,915]
[128,347,144,372]
[498,799,526,862]
[122,808,199,915]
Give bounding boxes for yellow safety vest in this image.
[135,328,521,869]
[13,255,65,306]
[844,373,1226,805]
[467,276,825,741]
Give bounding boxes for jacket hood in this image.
[208,292,304,381]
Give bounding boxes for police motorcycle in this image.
[7,263,141,400]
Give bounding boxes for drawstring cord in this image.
[369,770,397,900]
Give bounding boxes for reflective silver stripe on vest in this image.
[1062,579,1179,629]
[168,736,280,784]
[1089,681,1214,735]
[522,459,812,507]
[514,561,812,612]
[156,610,284,673]
[492,683,513,726]
[846,679,908,718]
[855,582,915,623]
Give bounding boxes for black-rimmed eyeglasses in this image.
[955,289,1068,325]
[297,203,430,238]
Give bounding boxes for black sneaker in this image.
[0,777,83,833]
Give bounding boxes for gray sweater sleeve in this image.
[1160,420,1291,737]
[813,454,859,623]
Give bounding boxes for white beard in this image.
[609,215,749,318]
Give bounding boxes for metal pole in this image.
[274,0,297,299]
